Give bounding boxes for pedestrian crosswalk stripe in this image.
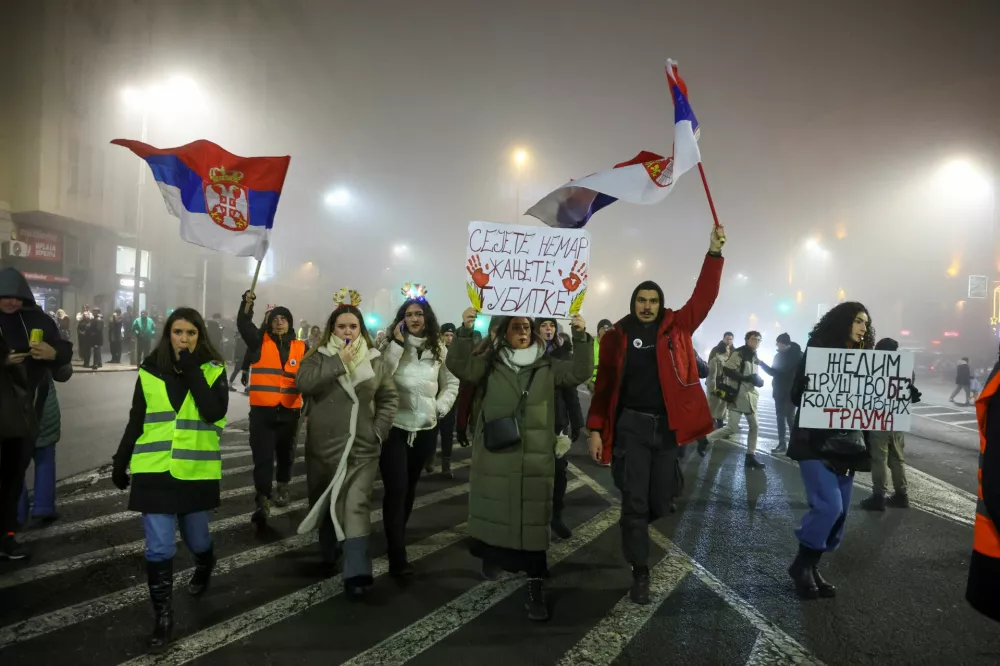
[555,553,693,666]
[344,493,615,666]
[0,478,473,649]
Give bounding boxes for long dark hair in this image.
[151,307,225,372]
[391,298,444,363]
[305,306,372,361]
[480,316,544,363]
[808,301,875,349]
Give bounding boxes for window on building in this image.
[116,245,150,278]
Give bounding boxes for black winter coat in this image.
[761,342,802,400]
[957,363,971,386]
[548,342,584,436]
[113,354,229,514]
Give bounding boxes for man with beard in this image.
[588,226,725,604]
[0,268,73,559]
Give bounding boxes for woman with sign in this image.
[786,302,875,600]
[447,308,592,622]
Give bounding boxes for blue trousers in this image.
[18,445,57,523]
[795,459,854,552]
[142,512,212,562]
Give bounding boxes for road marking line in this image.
[0,472,467,591]
[950,419,979,425]
[120,478,587,666]
[917,412,962,418]
[344,492,614,666]
[913,414,977,432]
[555,554,692,666]
[569,464,826,666]
[0,478,471,649]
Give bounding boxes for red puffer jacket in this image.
[587,254,723,463]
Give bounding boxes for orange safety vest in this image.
[974,370,1000,559]
[249,337,305,409]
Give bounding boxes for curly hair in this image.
[304,305,372,361]
[392,298,444,363]
[808,301,875,349]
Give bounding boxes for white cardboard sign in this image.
[464,220,590,318]
[799,348,914,432]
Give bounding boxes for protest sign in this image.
[465,220,590,318]
[799,348,914,431]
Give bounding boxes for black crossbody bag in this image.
[481,367,540,452]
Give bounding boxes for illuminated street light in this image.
[937,159,991,199]
[597,278,610,293]
[392,244,409,257]
[324,187,351,208]
[513,149,529,167]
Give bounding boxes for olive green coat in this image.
[295,347,398,541]
[446,328,593,552]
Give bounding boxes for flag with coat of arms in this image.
[112,139,291,260]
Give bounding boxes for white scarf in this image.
[319,336,377,387]
[501,344,543,370]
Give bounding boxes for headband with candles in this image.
[333,288,363,308]
[401,282,428,301]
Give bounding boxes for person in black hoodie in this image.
[0,267,73,560]
[786,302,874,600]
[109,308,124,363]
[112,307,228,650]
[89,308,105,369]
[538,317,585,540]
[759,332,802,455]
[237,291,304,527]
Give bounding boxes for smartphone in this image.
[29,329,44,344]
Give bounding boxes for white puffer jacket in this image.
[382,335,460,432]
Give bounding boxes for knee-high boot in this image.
[147,559,174,650]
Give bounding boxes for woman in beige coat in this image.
[295,294,398,601]
[705,341,732,428]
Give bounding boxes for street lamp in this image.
[324,187,351,208]
[120,74,203,362]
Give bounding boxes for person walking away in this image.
[132,310,156,366]
[968,341,1000,622]
[77,310,92,367]
[111,308,228,649]
[378,292,459,576]
[588,226,726,605]
[18,362,72,525]
[705,341,731,429]
[90,308,105,369]
[538,317,585,539]
[425,322,460,477]
[952,357,972,405]
[449,309,592,621]
[0,268,73,559]
[109,308,124,363]
[786,302,874,599]
[295,294,398,599]
[237,291,304,527]
[859,337,919,511]
[699,331,765,468]
[758,333,802,455]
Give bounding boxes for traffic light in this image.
[366,314,380,330]
[777,301,792,315]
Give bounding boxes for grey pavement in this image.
[3,383,999,664]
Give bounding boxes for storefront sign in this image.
[23,272,70,284]
[17,227,62,263]
[118,277,148,289]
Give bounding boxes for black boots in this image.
[788,545,820,599]
[441,457,453,479]
[886,491,910,508]
[788,545,837,599]
[744,454,765,470]
[251,494,271,529]
[187,547,215,597]
[388,550,415,579]
[860,494,887,511]
[630,565,651,605]
[525,578,549,621]
[146,559,174,651]
[550,513,572,540]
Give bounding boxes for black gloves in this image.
[112,461,130,491]
[240,371,249,387]
[457,429,470,447]
[571,428,581,442]
[910,385,923,404]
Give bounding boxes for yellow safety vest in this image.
[132,361,226,481]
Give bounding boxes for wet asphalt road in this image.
[3,378,998,665]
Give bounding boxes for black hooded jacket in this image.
[236,296,299,421]
[619,280,668,417]
[0,268,73,403]
[760,341,803,400]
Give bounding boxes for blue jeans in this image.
[18,445,57,523]
[795,459,854,552]
[142,512,212,562]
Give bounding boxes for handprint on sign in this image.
[467,255,490,288]
[559,261,588,292]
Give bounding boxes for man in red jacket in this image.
[587,226,725,604]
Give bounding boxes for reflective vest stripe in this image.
[132,362,226,481]
[249,338,304,409]
[973,369,1000,559]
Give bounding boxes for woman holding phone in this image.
[295,290,398,600]
[111,307,228,650]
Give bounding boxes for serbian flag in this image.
[111,139,290,260]
[527,59,701,228]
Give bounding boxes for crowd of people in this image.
[2,219,999,652]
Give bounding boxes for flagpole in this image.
[697,163,722,229]
[245,259,262,314]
